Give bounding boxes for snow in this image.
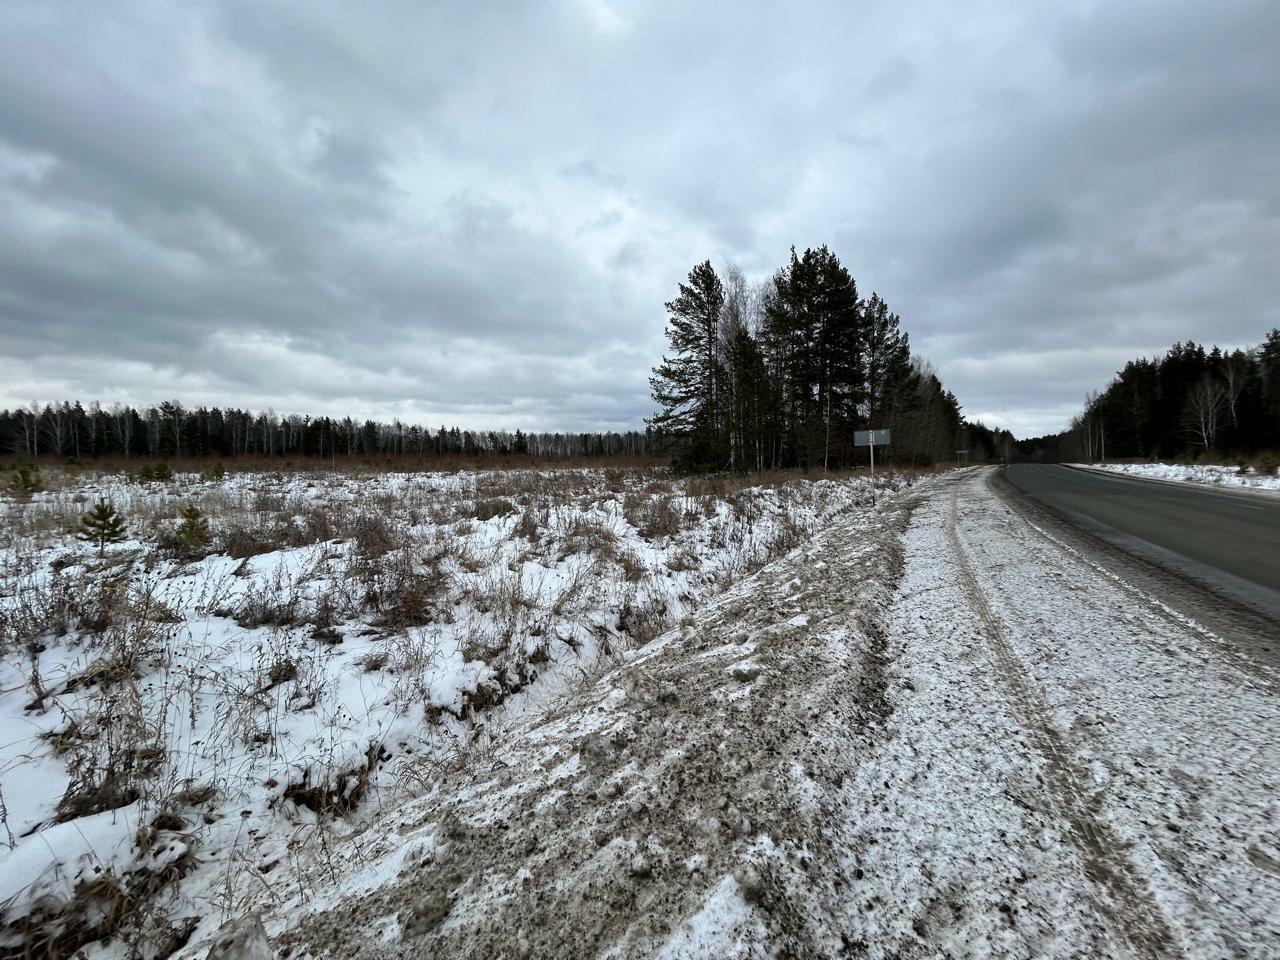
[1083,461,1280,493]
[0,803,141,905]
[6,463,1275,957]
[652,875,769,959]
[874,468,1280,957]
[0,465,908,955]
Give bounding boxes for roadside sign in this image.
[854,429,891,447]
[855,428,890,504]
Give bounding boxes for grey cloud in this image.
[865,56,915,100]
[2,0,1278,437]
[561,159,625,190]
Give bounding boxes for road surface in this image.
[1003,463,1280,624]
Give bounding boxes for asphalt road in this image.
[1003,463,1280,623]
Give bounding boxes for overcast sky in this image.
[1,1,1277,437]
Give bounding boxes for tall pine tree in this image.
[649,260,728,470]
[765,246,860,468]
[858,293,912,443]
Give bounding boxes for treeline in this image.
[0,401,654,462]
[1030,330,1280,462]
[649,248,1011,471]
[4,246,1010,474]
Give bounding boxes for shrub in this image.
[559,516,617,558]
[351,512,397,559]
[615,548,646,582]
[631,496,682,540]
[222,522,285,559]
[665,547,700,572]
[474,498,515,521]
[362,552,448,631]
[617,592,669,645]
[514,506,541,540]
[1258,452,1280,478]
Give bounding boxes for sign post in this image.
[854,428,891,503]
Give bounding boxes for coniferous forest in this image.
[0,402,651,463]
[2,246,1016,472]
[649,248,1011,472]
[1021,330,1280,464]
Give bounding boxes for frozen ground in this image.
[4,466,1278,958]
[1085,461,1280,493]
[869,469,1279,958]
[0,465,905,957]
[273,469,1278,960]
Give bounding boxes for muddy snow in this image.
[3,466,1278,958]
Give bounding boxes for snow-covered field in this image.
[0,465,907,958]
[1086,461,1280,493]
[4,464,1276,958]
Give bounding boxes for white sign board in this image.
[854,429,891,447]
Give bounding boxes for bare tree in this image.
[12,402,40,456]
[42,402,68,456]
[110,403,134,458]
[1220,349,1251,429]
[1184,375,1227,450]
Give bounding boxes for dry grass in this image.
[0,462,914,956]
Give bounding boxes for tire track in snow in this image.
[987,468,1280,692]
[945,478,1182,960]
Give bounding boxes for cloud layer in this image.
[2,1,1277,436]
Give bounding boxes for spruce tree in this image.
[79,500,127,557]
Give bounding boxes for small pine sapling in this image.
[79,500,128,557]
[177,503,212,554]
[9,463,40,499]
[135,462,173,483]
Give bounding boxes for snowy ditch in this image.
[0,466,913,957]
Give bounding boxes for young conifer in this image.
[176,503,211,554]
[79,500,128,557]
[9,463,40,500]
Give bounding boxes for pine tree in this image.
[79,500,127,557]
[9,462,40,500]
[858,293,912,439]
[649,260,728,470]
[765,246,860,468]
[723,322,769,471]
[1260,329,1280,446]
[176,503,211,554]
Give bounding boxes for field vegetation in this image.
[0,462,920,957]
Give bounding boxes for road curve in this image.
[1002,463,1280,623]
